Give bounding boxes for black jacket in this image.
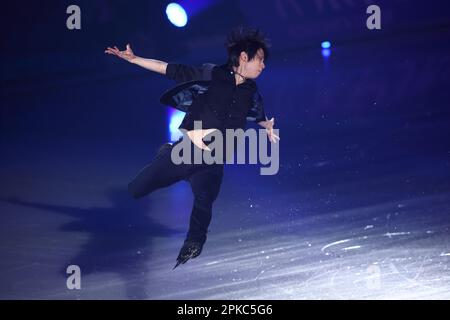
[160,62,266,131]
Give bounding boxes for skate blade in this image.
[173,255,194,269]
[173,261,181,270]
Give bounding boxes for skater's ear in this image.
[239,51,249,64]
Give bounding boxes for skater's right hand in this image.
[104,44,136,62]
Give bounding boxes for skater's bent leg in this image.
[128,143,187,199]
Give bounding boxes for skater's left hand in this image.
[263,117,280,144]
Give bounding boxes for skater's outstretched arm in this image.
[105,44,168,75]
[105,44,210,83]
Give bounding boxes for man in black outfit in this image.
[105,27,279,269]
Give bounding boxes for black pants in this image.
[128,138,224,244]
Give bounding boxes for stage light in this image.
[166,3,188,27]
[168,109,185,142]
[321,48,331,58]
[321,41,331,49]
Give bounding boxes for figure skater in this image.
[105,27,279,269]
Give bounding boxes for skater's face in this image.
[239,48,266,79]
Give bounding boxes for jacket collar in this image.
[218,63,257,89]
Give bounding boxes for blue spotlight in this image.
[321,41,331,49]
[168,109,185,142]
[166,3,188,27]
[321,48,331,58]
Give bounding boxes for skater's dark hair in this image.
[225,26,271,68]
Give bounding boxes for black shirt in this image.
[165,62,263,132]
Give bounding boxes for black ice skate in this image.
[173,240,203,269]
